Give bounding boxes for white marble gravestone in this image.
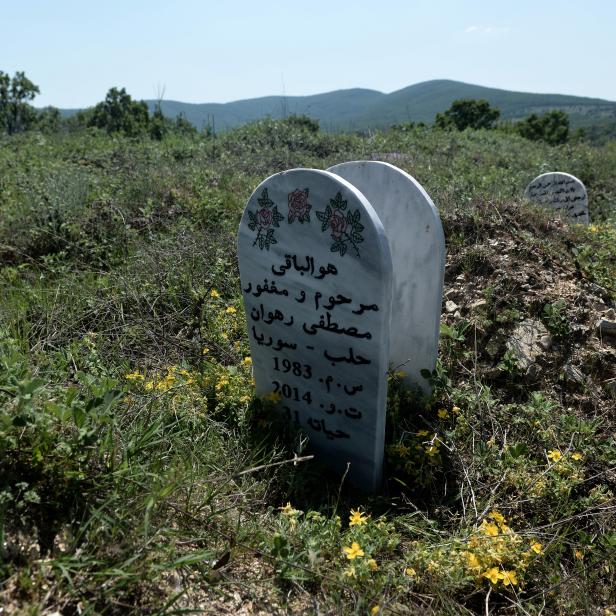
[524,172,589,224]
[328,161,445,393]
[237,169,393,491]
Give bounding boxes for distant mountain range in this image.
[61,80,616,132]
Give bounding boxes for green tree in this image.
[0,70,40,134]
[435,98,500,130]
[89,87,150,136]
[35,106,61,133]
[516,110,569,145]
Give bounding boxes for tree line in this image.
[0,71,198,139]
[0,69,602,145]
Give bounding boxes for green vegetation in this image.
[514,110,570,146]
[435,99,501,131]
[0,71,40,134]
[1,111,615,613]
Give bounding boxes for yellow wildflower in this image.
[437,408,449,419]
[202,347,210,354]
[571,452,583,461]
[425,445,439,457]
[466,552,481,571]
[547,450,562,462]
[452,406,461,414]
[389,443,410,457]
[215,378,229,391]
[574,549,584,560]
[488,510,506,524]
[225,306,237,314]
[239,395,251,403]
[405,567,416,577]
[349,508,369,527]
[530,542,542,554]
[343,541,365,560]
[265,391,282,403]
[370,606,380,615]
[210,289,220,298]
[125,371,144,381]
[243,356,252,365]
[279,502,300,517]
[483,567,504,584]
[343,566,356,578]
[501,570,518,586]
[368,558,378,571]
[480,520,499,537]
[145,381,155,390]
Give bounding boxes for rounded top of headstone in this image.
[327,160,444,248]
[238,168,392,279]
[524,172,589,224]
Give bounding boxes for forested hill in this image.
[132,79,616,131]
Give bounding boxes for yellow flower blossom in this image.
[501,570,518,586]
[547,449,562,462]
[202,347,210,354]
[349,508,369,527]
[215,378,229,391]
[452,406,461,414]
[124,371,144,381]
[488,511,506,524]
[370,606,380,615]
[571,452,583,461]
[530,542,542,554]
[368,558,379,571]
[425,445,439,457]
[405,567,416,577]
[343,542,365,560]
[574,549,584,560]
[145,381,155,390]
[243,356,252,364]
[480,520,499,537]
[279,502,300,517]
[343,566,356,578]
[225,306,237,314]
[483,567,504,584]
[437,408,449,419]
[210,289,220,298]
[389,443,411,457]
[239,395,251,403]
[466,552,481,571]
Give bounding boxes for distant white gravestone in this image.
[524,172,589,224]
[237,169,393,491]
[328,161,445,393]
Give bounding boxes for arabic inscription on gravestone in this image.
[525,172,589,223]
[237,169,392,491]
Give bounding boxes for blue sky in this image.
[3,0,615,108]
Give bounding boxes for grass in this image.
[1,120,615,614]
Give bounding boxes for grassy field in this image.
[1,121,615,614]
